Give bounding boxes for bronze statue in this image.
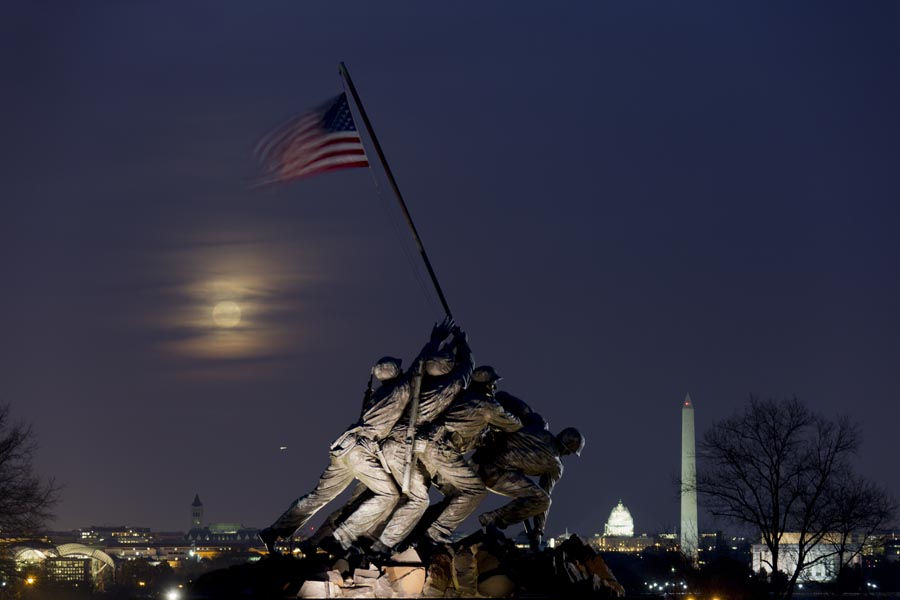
[310,365,525,552]
[409,365,524,546]
[259,320,585,559]
[475,411,585,549]
[366,326,474,553]
[257,320,454,554]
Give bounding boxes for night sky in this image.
[3,3,899,538]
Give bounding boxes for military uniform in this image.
[262,339,439,551]
[475,424,584,539]
[374,334,474,549]
[416,379,522,541]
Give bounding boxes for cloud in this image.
[138,223,333,373]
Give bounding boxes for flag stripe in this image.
[280,156,371,181]
[282,139,366,167]
[275,146,367,174]
[254,93,369,184]
[278,132,364,159]
[255,115,321,159]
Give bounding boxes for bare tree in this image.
[825,472,896,584]
[0,403,60,536]
[693,396,895,600]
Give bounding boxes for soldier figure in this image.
[257,320,454,554]
[475,421,585,549]
[367,326,474,554]
[406,365,524,547]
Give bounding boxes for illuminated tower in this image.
[680,394,698,562]
[191,494,204,529]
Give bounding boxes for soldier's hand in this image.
[431,316,455,342]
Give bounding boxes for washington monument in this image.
[680,393,698,562]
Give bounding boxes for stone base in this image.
[188,534,624,598]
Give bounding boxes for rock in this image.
[422,552,452,597]
[475,548,500,573]
[373,575,395,598]
[386,566,426,596]
[451,549,478,597]
[383,547,426,595]
[474,547,515,597]
[582,555,611,579]
[297,579,342,598]
[353,568,381,585]
[333,558,351,576]
[192,529,626,599]
[564,559,587,583]
[390,547,422,564]
[478,573,515,597]
[583,554,624,596]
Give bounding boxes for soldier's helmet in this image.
[373,356,402,381]
[472,366,502,383]
[558,427,585,456]
[424,349,455,376]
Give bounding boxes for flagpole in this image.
[338,62,454,320]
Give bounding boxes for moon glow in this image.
[212,301,242,327]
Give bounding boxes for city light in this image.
[166,590,180,600]
[25,577,35,585]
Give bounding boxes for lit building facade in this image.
[604,500,635,537]
[44,557,92,588]
[79,526,152,545]
[751,533,862,583]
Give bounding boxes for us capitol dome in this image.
[604,500,635,537]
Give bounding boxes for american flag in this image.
[255,92,369,183]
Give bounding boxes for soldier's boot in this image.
[365,540,392,563]
[415,537,450,562]
[317,535,346,558]
[478,513,506,541]
[297,539,318,558]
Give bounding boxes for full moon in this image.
[212,301,241,327]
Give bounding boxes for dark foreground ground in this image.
[186,533,622,599]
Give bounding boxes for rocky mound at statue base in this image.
[188,534,624,599]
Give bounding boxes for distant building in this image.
[751,533,861,583]
[592,534,663,553]
[185,496,260,546]
[192,494,204,528]
[186,523,261,544]
[44,556,92,589]
[581,502,679,553]
[79,526,152,545]
[604,500,635,537]
[884,535,900,562]
[10,543,115,591]
[102,545,159,561]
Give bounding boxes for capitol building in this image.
[590,500,676,554]
[604,500,635,537]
